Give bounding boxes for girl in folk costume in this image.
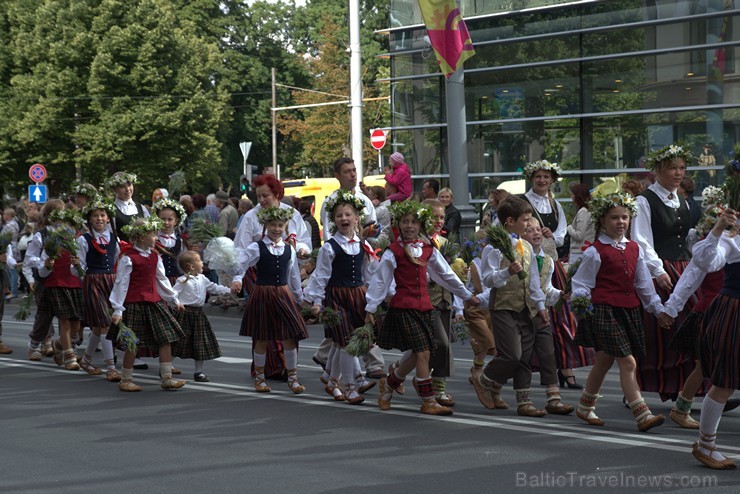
[304,190,378,404]
[36,207,86,371]
[232,174,311,381]
[687,207,739,470]
[571,194,669,432]
[109,217,186,392]
[231,206,308,394]
[172,251,230,383]
[365,201,479,416]
[75,199,121,381]
[632,144,702,401]
[24,200,65,361]
[151,198,188,285]
[521,160,591,389]
[107,172,149,241]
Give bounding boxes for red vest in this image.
[591,240,640,308]
[45,250,82,289]
[388,241,434,311]
[695,269,724,313]
[124,249,162,304]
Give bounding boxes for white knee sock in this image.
[101,337,114,365]
[84,332,101,359]
[326,344,336,373]
[698,396,728,461]
[353,355,362,380]
[195,360,204,374]
[330,347,342,380]
[284,348,298,370]
[340,350,356,387]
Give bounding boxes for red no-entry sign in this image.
[370,129,387,150]
[29,163,47,183]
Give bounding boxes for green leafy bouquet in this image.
[485,226,527,280]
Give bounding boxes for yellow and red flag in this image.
[418,0,475,78]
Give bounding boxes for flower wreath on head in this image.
[588,192,638,220]
[72,182,100,199]
[151,198,187,224]
[81,198,117,220]
[121,216,163,238]
[522,159,562,180]
[106,172,138,189]
[48,208,84,230]
[389,200,435,236]
[257,206,294,225]
[645,144,693,171]
[325,189,366,234]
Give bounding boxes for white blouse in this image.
[525,189,567,247]
[303,233,377,305]
[692,229,740,270]
[173,273,231,307]
[632,182,682,278]
[109,246,180,316]
[365,240,473,314]
[571,234,664,315]
[235,238,303,304]
[233,202,311,254]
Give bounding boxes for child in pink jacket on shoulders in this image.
[384,152,412,203]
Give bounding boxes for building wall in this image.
[385,0,739,201]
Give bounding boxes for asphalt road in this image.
[1,304,738,493]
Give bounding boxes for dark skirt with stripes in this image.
[324,285,367,346]
[375,307,436,353]
[239,285,308,341]
[668,310,702,360]
[636,259,706,401]
[38,287,84,321]
[700,294,739,390]
[574,304,645,358]
[83,273,115,328]
[549,260,595,368]
[172,305,222,361]
[107,301,185,351]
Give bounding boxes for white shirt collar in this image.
[264,237,284,247]
[650,182,677,200]
[598,233,629,248]
[334,232,359,244]
[134,245,152,254]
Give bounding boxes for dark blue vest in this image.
[159,236,182,278]
[114,202,144,241]
[255,241,290,286]
[639,189,691,261]
[84,232,117,274]
[327,238,364,287]
[722,261,740,299]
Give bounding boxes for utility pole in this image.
[349,0,363,181]
[272,67,279,179]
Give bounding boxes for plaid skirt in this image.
[37,287,84,321]
[324,285,367,346]
[172,306,222,361]
[107,301,184,351]
[239,285,308,341]
[574,304,645,358]
[668,310,702,359]
[83,273,115,328]
[700,294,739,390]
[375,307,436,353]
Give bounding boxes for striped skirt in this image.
[37,287,84,321]
[107,301,185,351]
[83,273,115,328]
[239,285,308,341]
[636,259,705,400]
[668,310,702,360]
[574,305,645,358]
[550,260,595,368]
[700,294,739,390]
[324,285,367,346]
[172,306,222,361]
[375,307,436,353]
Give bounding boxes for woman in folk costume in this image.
[686,206,739,469]
[632,143,705,402]
[304,190,378,404]
[232,174,311,381]
[76,199,121,381]
[109,217,186,392]
[232,206,308,394]
[365,201,479,416]
[520,160,593,388]
[107,172,149,241]
[151,198,188,285]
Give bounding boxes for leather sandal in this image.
[254,378,271,393]
[378,377,393,411]
[358,379,376,394]
[435,392,456,407]
[288,379,305,394]
[345,387,365,405]
[637,414,665,432]
[576,409,605,426]
[669,409,699,429]
[517,404,547,417]
[106,369,122,382]
[118,381,142,392]
[325,385,345,401]
[420,401,453,416]
[161,378,186,390]
[545,401,574,415]
[692,442,737,470]
[79,357,102,376]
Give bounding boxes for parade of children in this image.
[1,153,739,473]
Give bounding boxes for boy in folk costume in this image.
[232,206,308,394]
[520,221,574,415]
[109,217,186,392]
[76,199,121,381]
[365,201,480,416]
[472,196,550,417]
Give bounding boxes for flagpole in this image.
[446,65,477,241]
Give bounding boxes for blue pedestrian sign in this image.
[28,184,47,203]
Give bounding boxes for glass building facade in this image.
[382,0,739,204]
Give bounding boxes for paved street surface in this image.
[1,304,738,493]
